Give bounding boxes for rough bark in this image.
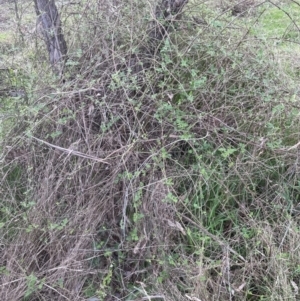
[33,0,67,76]
[128,0,188,74]
[232,0,255,16]
[146,0,188,55]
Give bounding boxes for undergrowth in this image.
[1,1,300,301]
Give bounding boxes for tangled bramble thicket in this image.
[1,1,300,301]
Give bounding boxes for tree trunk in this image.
[124,0,188,95]
[147,0,188,53]
[129,0,188,72]
[33,0,67,76]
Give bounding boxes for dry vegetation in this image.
[1,0,300,300]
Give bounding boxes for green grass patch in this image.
[256,3,300,41]
[0,32,11,43]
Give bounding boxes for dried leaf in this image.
[185,295,202,301]
[133,237,147,254]
[291,280,299,294]
[235,282,246,292]
[167,219,186,235]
